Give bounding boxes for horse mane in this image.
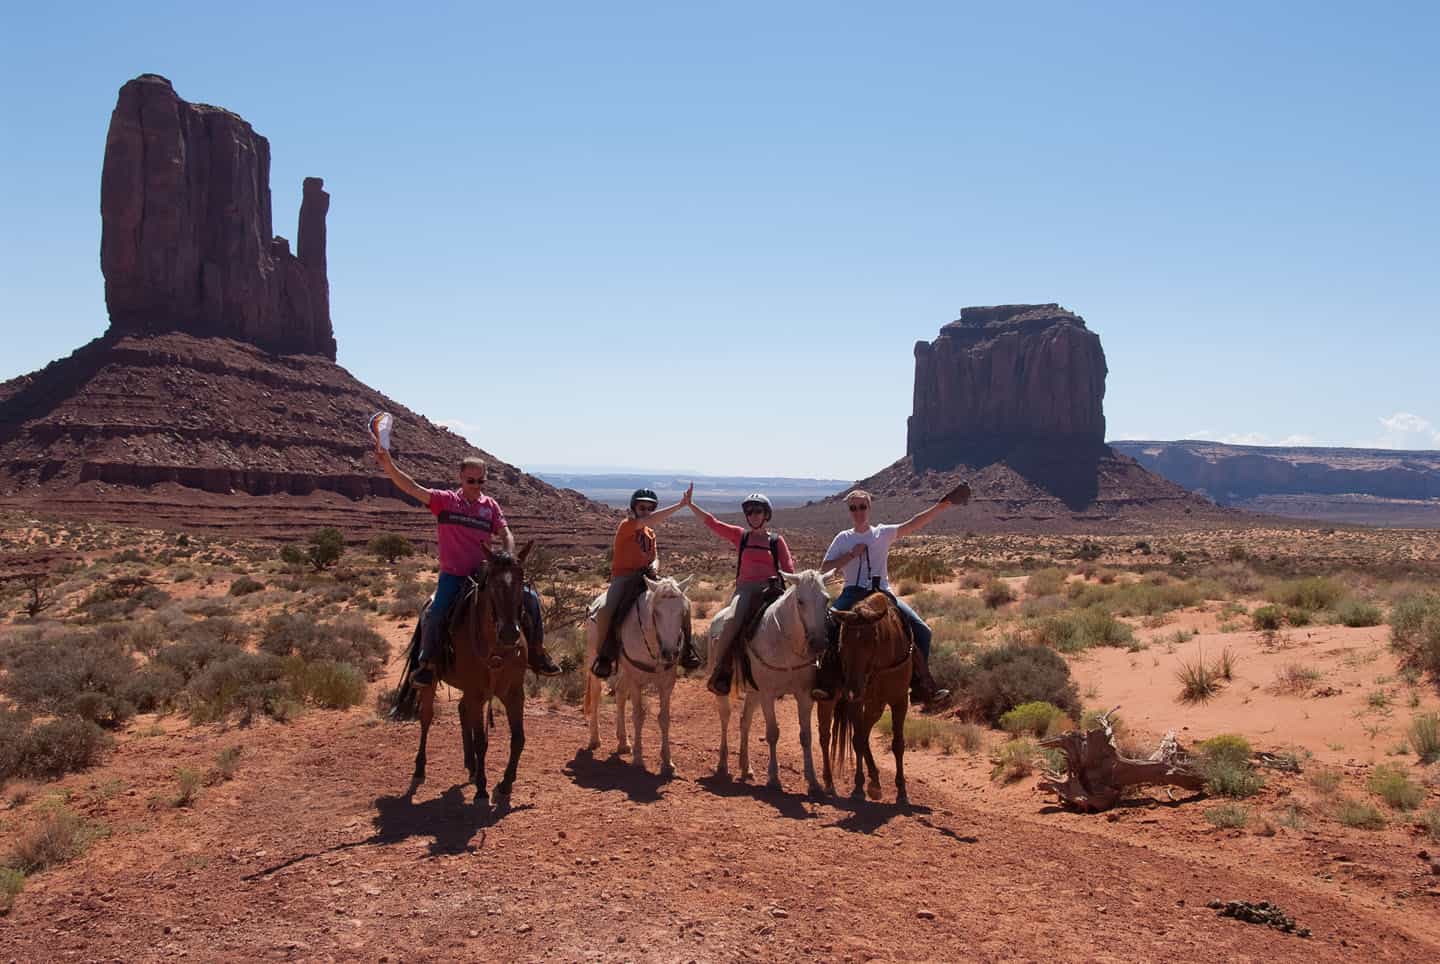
[849,592,891,622]
[647,576,687,600]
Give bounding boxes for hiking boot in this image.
[910,680,951,710]
[528,647,562,677]
[590,653,615,679]
[679,639,703,672]
[413,663,437,687]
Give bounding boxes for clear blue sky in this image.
[3,2,1436,479]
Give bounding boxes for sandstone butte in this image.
[785,304,1237,535]
[0,74,617,550]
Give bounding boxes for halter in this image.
[472,566,524,666]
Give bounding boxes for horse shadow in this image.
[821,793,936,835]
[695,773,816,822]
[563,749,670,804]
[371,784,532,857]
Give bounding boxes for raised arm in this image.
[896,498,951,540]
[643,482,694,527]
[374,445,432,506]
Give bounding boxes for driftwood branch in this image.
[1038,707,1206,812]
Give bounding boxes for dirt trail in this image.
[6,673,1439,963]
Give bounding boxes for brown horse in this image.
[827,592,913,804]
[392,545,532,804]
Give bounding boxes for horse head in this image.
[830,593,893,701]
[642,575,692,669]
[484,545,530,647]
[781,569,834,656]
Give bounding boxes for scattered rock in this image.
[917,909,937,920]
[1210,899,1309,937]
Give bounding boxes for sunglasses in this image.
[847,504,869,512]
[635,504,656,513]
[744,507,766,517]
[464,476,485,485]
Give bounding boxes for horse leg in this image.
[891,699,909,806]
[614,680,630,755]
[862,705,884,801]
[459,698,475,782]
[738,692,757,782]
[658,679,674,777]
[816,698,835,794]
[760,695,782,791]
[849,703,868,801]
[412,683,434,787]
[585,671,602,751]
[714,689,731,778]
[630,686,647,771]
[495,686,525,799]
[796,690,821,796]
[472,694,491,805]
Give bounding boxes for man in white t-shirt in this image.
[813,484,969,706]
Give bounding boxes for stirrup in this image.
[707,675,732,697]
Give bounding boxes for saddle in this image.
[832,585,917,652]
[735,577,786,689]
[418,567,491,673]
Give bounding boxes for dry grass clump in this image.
[982,579,1016,609]
[998,701,1068,737]
[889,553,954,585]
[876,711,982,754]
[0,866,22,915]
[1335,599,1383,628]
[989,739,1061,784]
[1177,654,1221,703]
[526,627,591,705]
[1024,568,1067,598]
[1273,663,1323,696]
[1308,768,1344,795]
[1267,576,1346,612]
[1367,763,1425,811]
[169,767,204,808]
[5,805,101,874]
[1205,803,1250,828]
[1424,807,1440,842]
[1026,606,1134,653]
[1332,796,1387,829]
[1409,713,1440,764]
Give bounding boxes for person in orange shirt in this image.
[589,484,701,678]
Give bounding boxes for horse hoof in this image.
[587,738,601,751]
[660,763,676,779]
[616,743,631,755]
[807,782,825,798]
[896,793,910,808]
[739,770,754,783]
[475,790,490,807]
[495,782,514,799]
[765,778,782,792]
[866,783,883,802]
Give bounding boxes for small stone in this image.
[468,930,479,939]
[769,908,788,919]
[916,909,936,920]
[516,924,532,934]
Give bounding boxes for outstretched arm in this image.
[644,482,694,527]
[495,523,516,555]
[896,498,950,540]
[374,445,432,506]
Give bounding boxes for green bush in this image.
[1199,735,1261,798]
[1367,763,1425,811]
[1333,796,1387,829]
[279,544,307,568]
[227,576,265,597]
[0,866,22,915]
[1199,734,1253,767]
[6,806,99,874]
[1390,592,1440,644]
[186,653,289,723]
[1251,605,1283,631]
[1283,606,1311,627]
[291,660,367,709]
[982,580,1016,609]
[306,528,345,572]
[1268,576,1346,612]
[13,718,113,780]
[963,642,1080,725]
[999,701,1067,737]
[120,664,185,713]
[261,613,388,679]
[1028,606,1133,653]
[367,534,415,565]
[1335,600,1383,628]
[1205,803,1250,828]
[1024,568,1067,598]
[1409,712,1440,765]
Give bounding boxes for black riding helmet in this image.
[740,492,773,523]
[629,488,660,513]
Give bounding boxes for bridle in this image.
[746,587,824,674]
[621,588,679,674]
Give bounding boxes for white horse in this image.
[583,575,693,774]
[710,569,835,794]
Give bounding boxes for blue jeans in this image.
[830,584,932,659]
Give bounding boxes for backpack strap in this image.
[738,531,785,583]
[735,530,748,584]
[768,534,782,575]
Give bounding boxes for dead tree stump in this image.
[1038,708,1206,812]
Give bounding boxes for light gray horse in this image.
[709,569,835,794]
[583,575,693,774]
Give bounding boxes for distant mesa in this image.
[101,73,336,359]
[0,75,614,547]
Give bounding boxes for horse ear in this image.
[643,576,660,593]
[831,609,861,625]
[781,571,799,586]
[820,568,840,583]
[518,540,535,565]
[676,575,693,591]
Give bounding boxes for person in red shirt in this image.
[589,485,701,679]
[688,493,795,695]
[375,445,560,685]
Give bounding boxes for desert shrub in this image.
[910,590,983,625]
[1199,734,1252,766]
[227,576,265,597]
[120,664,185,713]
[875,710,973,753]
[1251,605,1284,631]
[526,627,591,705]
[307,528,345,572]
[186,652,290,723]
[1074,541,1103,562]
[889,553,953,585]
[211,746,243,783]
[1205,803,1250,828]
[367,534,415,564]
[1067,578,1212,618]
[1176,655,1221,703]
[124,619,167,657]
[1307,768,1343,794]
[154,636,245,683]
[1333,796,1387,829]
[991,739,1047,783]
[963,642,1080,725]
[259,612,319,657]
[263,613,387,678]
[1027,605,1133,653]
[386,593,425,619]
[1267,576,1345,612]
[1335,600,1383,628]
[926,636,977,697]
[1367,763,1425,811]
[0,866,22,915]
[14,719,112,780]
[1273,663,1323,695]
[1409,713,1440,764]
[1424,807,1440,842]
[1390,592,1440,643]
[69,692,135,729]
[5,806,98,874]
[279,543,307,568]
[0,635,137,727]
[291,660,367,709]
[181,616,250,649]
[982,579,1016,609]
[999,701,1067,737]
[1283,606,1311,627]
[0,707,30,781]
[1198,735,1262,798]
[1024,568,1067,598]
[170,767,203,808]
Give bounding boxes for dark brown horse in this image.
[827,592,913,804]
[393,545,532,804]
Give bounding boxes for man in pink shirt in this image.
[688,493,795,695]
[375,446,560,685]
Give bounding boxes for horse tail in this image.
[831,695,851,780]
[387,619,424,722]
